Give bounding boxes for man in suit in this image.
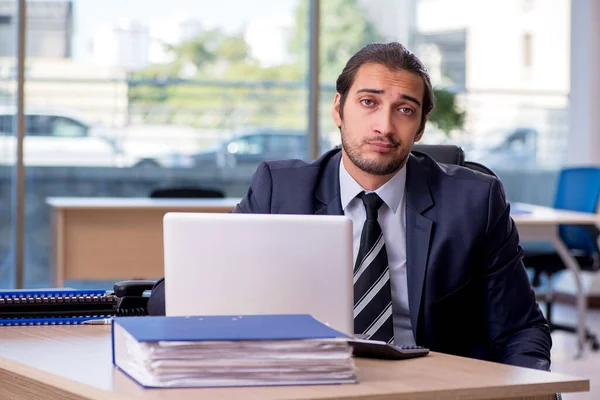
[148,42,551,371]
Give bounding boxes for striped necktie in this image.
[353,192,394,343]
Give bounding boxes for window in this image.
[25,115,53,136]
[522,0,535,12]
[12,0,313,289]
[0,0,15,289]
[51,117,89,138]
[227,135,265,155]
[0,114,14,134]
[522,32,533,68]
[413,30,467,89]
[268,134,303,153]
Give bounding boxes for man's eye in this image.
[399,108,414,115]
[360,99,375,106]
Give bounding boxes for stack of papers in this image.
[112,314,357,388]
[120,337,355,387]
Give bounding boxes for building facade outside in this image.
[0,0,72,58]
[414,0,570,169]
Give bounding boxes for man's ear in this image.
[332,93,342,128]
[414,115,429,143]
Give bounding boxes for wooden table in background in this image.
[512,202,600,354]
[47,197,239,287]
[0,325,589,400]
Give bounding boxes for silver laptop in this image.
[163,212,354,335]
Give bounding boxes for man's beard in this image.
[340,126,410,176]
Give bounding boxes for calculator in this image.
[348,338,430,360]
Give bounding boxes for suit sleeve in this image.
[233,162,273,213]
[483,178,552,370]
[147,162,274,316]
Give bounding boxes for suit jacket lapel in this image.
[315,150,344,215]
[405,155,434,341]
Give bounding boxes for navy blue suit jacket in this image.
[148,148,551,371]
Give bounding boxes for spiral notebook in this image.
[0,288,119,326]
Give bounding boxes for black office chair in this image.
[463,160,498,178]
[411,144,465,165]
[411,144,499,179]
[149,186,225,199]
[522,167,600,351]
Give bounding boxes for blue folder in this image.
[0,288,115,326]
[111,314,355,388]
[111,313,349,343]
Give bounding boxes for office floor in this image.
[548,304,600,399]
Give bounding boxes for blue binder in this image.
[111,314,356,388]
[111,313,349,343]
[0,289,116,326]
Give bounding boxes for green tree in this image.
[216,33,251,63]
[429,88,465,135]
[134,28,251,79]
[290,0,383,82]
[129,1,465,134]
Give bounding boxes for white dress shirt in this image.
[339,158,415,345]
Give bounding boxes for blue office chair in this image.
[523,167,600,351]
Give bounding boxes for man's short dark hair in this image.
[335,42,434,132]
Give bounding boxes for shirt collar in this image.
[339,156,407,214]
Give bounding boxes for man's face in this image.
[332,63,426,176]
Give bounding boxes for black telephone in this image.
[113,280,157,316]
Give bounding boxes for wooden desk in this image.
[47,197,239,287]
[0,325,589,400]
[45,197,599,353]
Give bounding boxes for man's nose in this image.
[372,108,394,136]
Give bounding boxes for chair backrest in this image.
[411,144,465,165]
[463,160,498,178]
[410,144,499,179]
[149,187,225,199]
[553,167,600,253]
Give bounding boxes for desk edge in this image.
[0,355,128,400]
